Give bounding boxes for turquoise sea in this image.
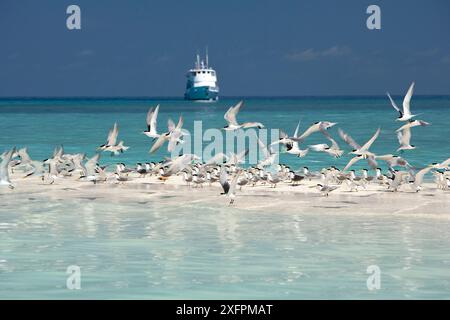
[1,96,449,170]
[0,97,450,299]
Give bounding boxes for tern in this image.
[143,105,160,139]
[271,120,302,146]
[166,154,199,176]
[387,82,418,121]
[237,174,249,190]
[227,170,242,205]
[282,121,309,157]
[316,184,338,196]
[387,170,410,192]
[267,172,281,188]
[219,166,230,195]
[79,153,101,181]
[339,127,381,157]
[0,147,15,189]
[409,166,432,192]
[167,116,184,153]
[397,127,415,151]
[149,116,183,154]
[98,123,129,155]
[309,128,344,158]
[292,121,337,143]
[223,101,264,131]
[289,171,304,186]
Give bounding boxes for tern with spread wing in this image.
[143,105,160,139]
[338,127,380,157]
[223,101,264,131]
[387,82,418,121]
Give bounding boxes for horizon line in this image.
[1,94,450,100]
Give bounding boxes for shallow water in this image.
[0,195,449,299]
[1,97,450,299]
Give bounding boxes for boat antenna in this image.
[196,51,200,69]
[205,46,209,67]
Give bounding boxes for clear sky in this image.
[1,0,450,97]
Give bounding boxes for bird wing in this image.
[167,154,192,175]
[224,100,243,126]
[440,157,450,167]
[149,104,160,134]
[107,123,119,146]
[257,138,271,158]
[387,92,402,117]
[343,156,362,172]
[338,128,361,150]
[360,127,381,152]
[414,166,431,185]
[309,144,328,151]
[293,120,301,138]
[146,107,154,130]
[279,130,288,139]
[228,170,241,195]
[18,147,32,163]
[418,120,430,126]
[402,82,415,117]
[236,148,249,163]
[296,123,319,141]
[167,116,184,152]
[85,153,101,176]
[374,154,394,161]
[397,127,411,146]
[396,122,412,132]
[167,118,175,132]
[150,133,169,153]
[0,147,15,180]
[366,156,378,169]
[219,166,230,194]
[205,153,228,166]
[320,126,340,149]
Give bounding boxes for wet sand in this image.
[2,172,449,220]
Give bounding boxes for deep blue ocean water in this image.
[1,96,449,172]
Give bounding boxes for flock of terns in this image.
[1,82,449,204]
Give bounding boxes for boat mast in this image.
[205,46,209,68]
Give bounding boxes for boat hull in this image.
[184,86,219,101]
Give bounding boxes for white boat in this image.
[184,51,219,101]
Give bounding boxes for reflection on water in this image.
[0,196,450,299]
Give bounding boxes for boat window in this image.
[211,71,215,76]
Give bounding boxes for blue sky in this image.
[1,0,450,97]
